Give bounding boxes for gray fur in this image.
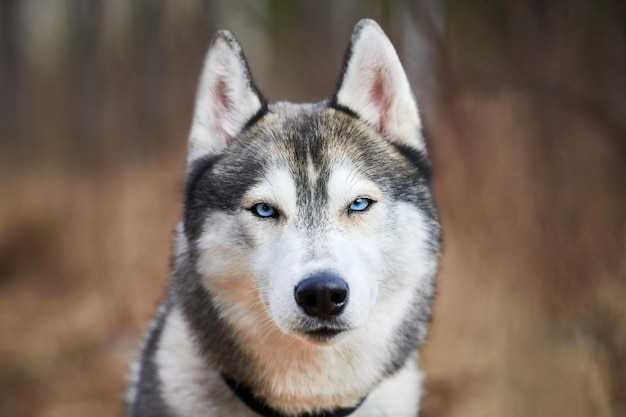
[126,302,173,417]
[171,245,260,385]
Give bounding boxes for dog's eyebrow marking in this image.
[327,163,381,211]
[242,166,297,216]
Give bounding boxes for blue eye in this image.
[252,203,277,218]
[348,198,372,212]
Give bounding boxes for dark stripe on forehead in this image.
[283,114,331,213]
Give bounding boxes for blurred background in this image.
[1,1,625,416]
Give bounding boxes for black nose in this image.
[294,273,349,319]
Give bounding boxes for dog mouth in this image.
[299,326,347,343]
[291,315,353,343]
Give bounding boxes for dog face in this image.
[182,21,439,347]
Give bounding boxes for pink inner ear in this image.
[370,69,392,132]
[213,78,233,145]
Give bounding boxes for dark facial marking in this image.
[184,155,222,240]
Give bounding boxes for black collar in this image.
[222,375,366,417]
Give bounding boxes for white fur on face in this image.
[224,162,388,334]
[196,161,436,336]
[191,160,436,413]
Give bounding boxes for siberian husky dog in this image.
[126,19,440,417]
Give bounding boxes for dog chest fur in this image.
[155,306,423,417]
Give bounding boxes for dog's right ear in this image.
[187,30,266,167]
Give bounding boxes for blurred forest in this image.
[1,1,625,417]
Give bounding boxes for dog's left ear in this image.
[187,30,266,167]
[333,19,424,152]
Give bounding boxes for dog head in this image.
[180,20,439,349]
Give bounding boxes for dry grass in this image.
[420,91,626,417]
[0,150,184,417]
